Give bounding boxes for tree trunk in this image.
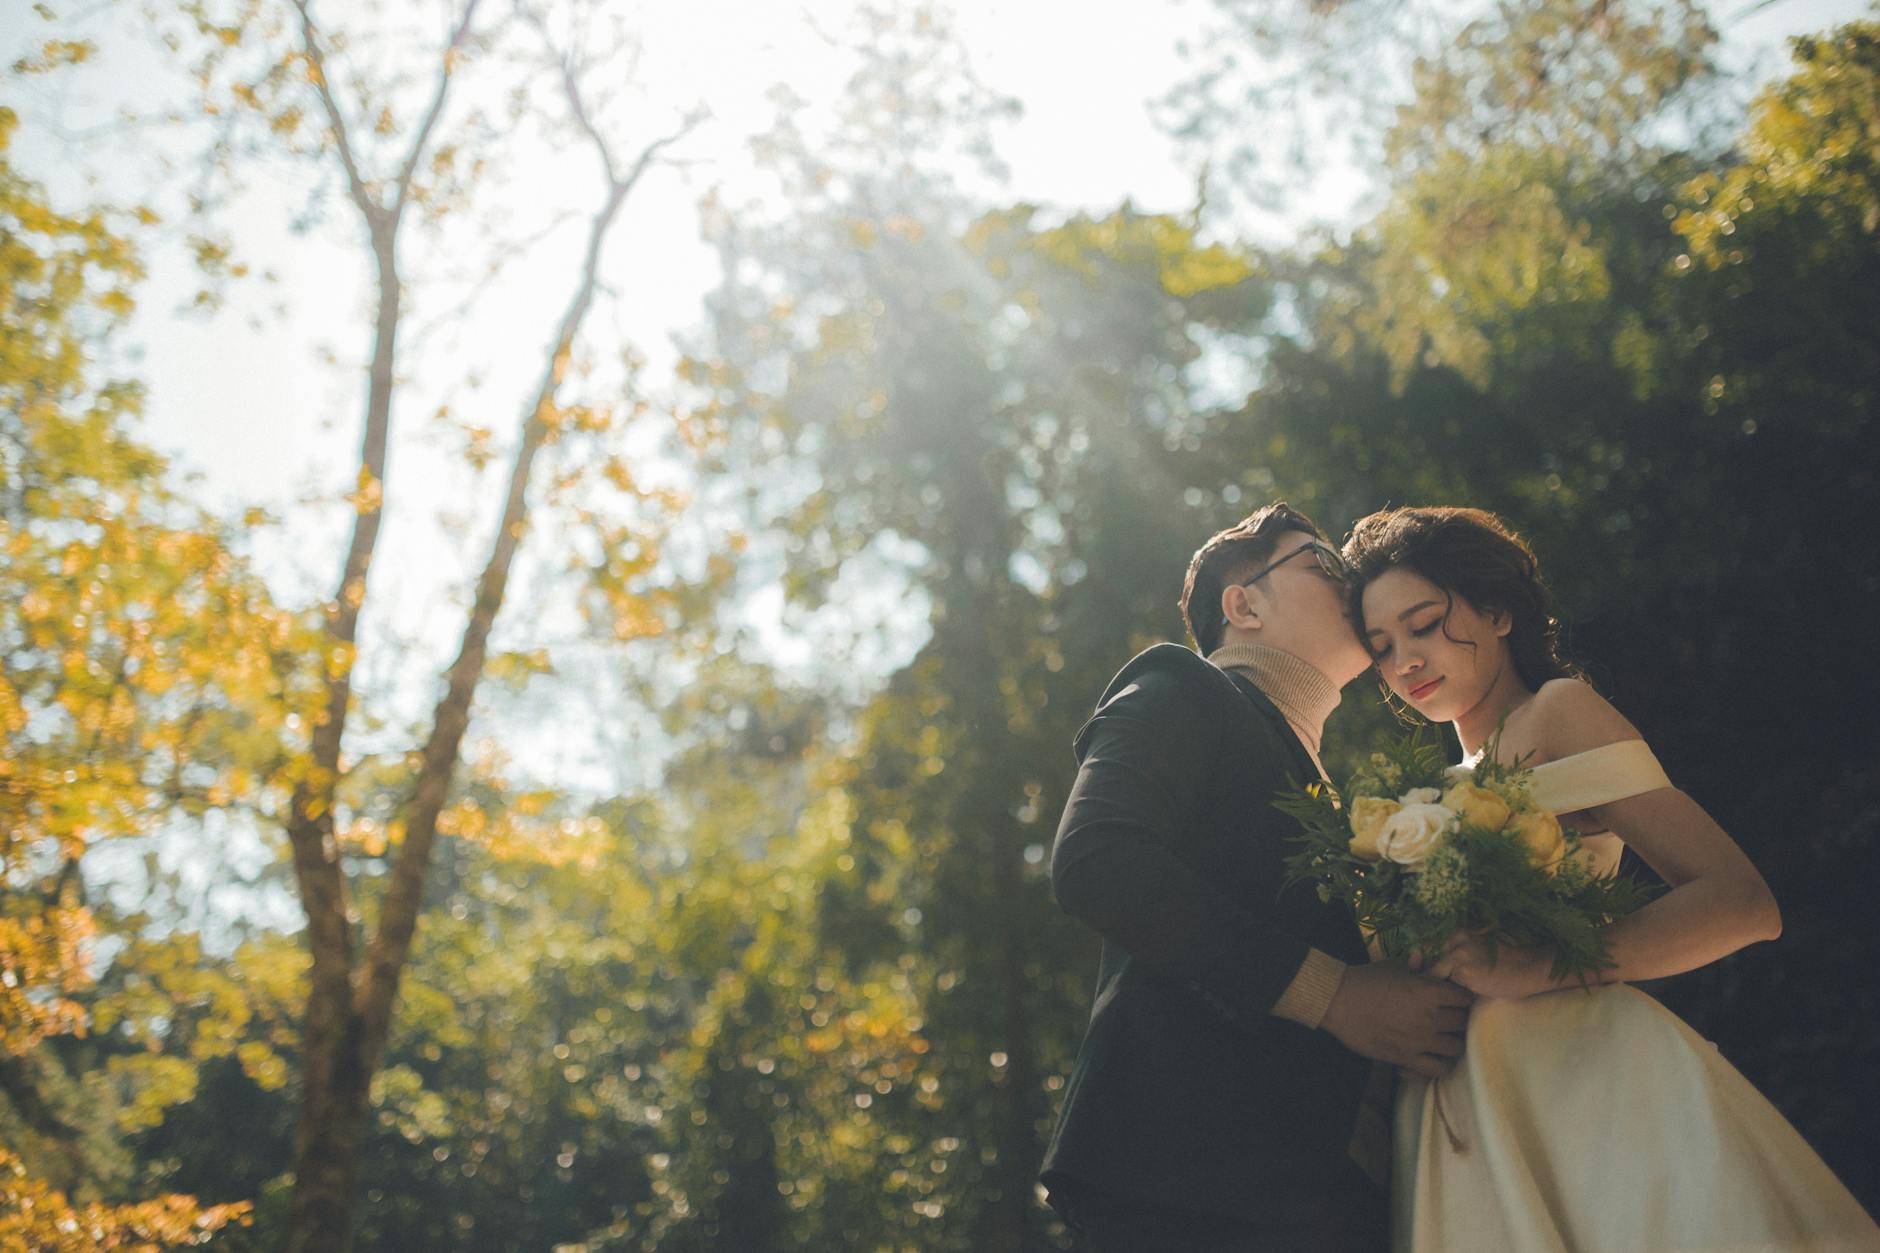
[283,215,400,1253]
[285,175,635,1253]
[269,9,691,1244]
[992,831,1039,1253]
[281,4,473,1243]
[940,525,1039,1253]
[283,1011,372,1253]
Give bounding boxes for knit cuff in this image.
[1270,947,1347,1029]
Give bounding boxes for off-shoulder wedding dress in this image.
[1393,739,1880,1252]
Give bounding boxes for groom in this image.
[1040,503,1474,1252]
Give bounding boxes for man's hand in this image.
[1319,961,1473,1080]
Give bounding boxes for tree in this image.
[1202,19,1880,1210]
[124,651,944,1252]
[0,1152,250,1253]
[1164,0,1721,231]
[692,15,1285,1239]
[1659,21,1880,1201]
[1,97,266,1246]
[146,1,701,1245]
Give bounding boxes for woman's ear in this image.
[1489,606,1513,638]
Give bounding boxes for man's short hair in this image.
[1180,502,1330,656]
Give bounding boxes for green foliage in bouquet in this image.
[1279,726,1657,984]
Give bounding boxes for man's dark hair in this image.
[1180,502,1330,656]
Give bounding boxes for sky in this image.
[4,0,1858,509]
[5,1,1192,514]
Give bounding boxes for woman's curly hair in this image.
[1341,506,1580,690]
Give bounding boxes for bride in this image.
[1340,505,1879,1252]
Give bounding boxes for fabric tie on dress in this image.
[1525,739,1670,815]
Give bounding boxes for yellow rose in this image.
[1508,807,1567,871]
[1347,796,1400,862]
[1442,780,1513,832]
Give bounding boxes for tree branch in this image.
[291,0,377,229]
[612,109,707,199]
[390,0,487,219]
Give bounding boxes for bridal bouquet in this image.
[1279,730,1654,983]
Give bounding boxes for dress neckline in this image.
[1459,737,1650,776]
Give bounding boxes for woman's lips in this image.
[1408,676,1444,702]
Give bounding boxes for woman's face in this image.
[1359,566,1512,721]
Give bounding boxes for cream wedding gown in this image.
[1393,740,1880,1252]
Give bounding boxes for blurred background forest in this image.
[3,0,1876,1248]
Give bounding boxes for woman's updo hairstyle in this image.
[1340,506,1580,690]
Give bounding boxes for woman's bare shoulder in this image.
[1528,678,1644,760]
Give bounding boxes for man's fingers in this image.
[1432,1006,1470,1034]
[1422,1031,1465,1060]
[1426,968,1477,1000]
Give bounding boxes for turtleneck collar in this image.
[1206,641,1341,766]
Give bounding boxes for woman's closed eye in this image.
[1369,619,1442,660]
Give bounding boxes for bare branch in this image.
[291,0,378,228]
[515,2,623,185]
[559,50,619,186]
[389,0,487,219]
[518,1,708,191]
[274,7,699,1241]
[612,108,708,198]
[404,207,581,356]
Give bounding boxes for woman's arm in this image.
[1431,680,1781,998]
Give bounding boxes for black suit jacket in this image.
[1040,644,1374,1228]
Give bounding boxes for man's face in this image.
[1226,536,1371,683]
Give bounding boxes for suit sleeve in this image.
[1050,665,1326,1027]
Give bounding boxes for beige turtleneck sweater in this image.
[1206,642,1340,776]
[1206,642,1348,1030]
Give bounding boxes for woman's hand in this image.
[1424,932,1558,1000]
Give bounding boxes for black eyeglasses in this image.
[1219,541,1346,626]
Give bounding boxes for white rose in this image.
[1377,803,1454,869]
[1401,787,1441,806]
